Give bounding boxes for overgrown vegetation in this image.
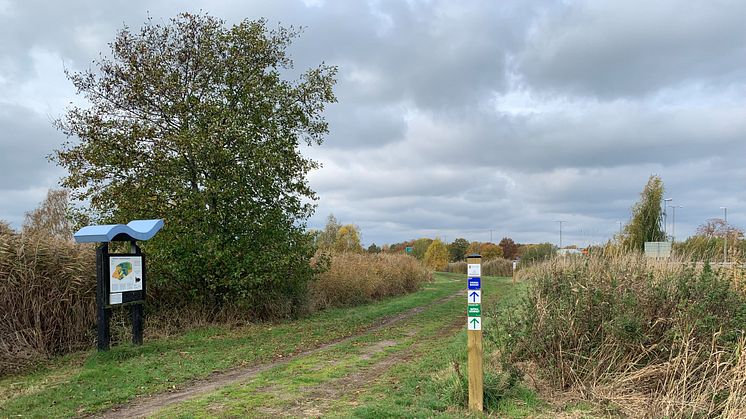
[309,253,431,311]
[674,217,746,262]
[445,258,513,276]
[0,195,430,375]
[501,254,746,417]
[0,231,94,375]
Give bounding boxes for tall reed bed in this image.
[445,258,513,277]
[500,254,746,417]
[0,232,95,375]
[309,253,431,311]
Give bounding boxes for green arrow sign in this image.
[468,317,481,330]
[467,304,481,316]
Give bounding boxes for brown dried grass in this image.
[0,232,95,375]
[309,253,431,311]
[508,253,746,418]
[445,258,513,277]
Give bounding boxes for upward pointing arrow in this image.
[470,318,480,327]
[469,291,479,302]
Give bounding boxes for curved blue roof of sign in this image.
[73,219,164,243]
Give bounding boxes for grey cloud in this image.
[1,0,745,246]
[409,102,746,172]
[0,104,63,189]
[516,0,746,98]
[324,102,407,148]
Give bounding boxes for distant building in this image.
[557,248,583,256]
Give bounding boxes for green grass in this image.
[1,273,581,418]
[0,274,463,417]
[151,275,546,418]
[322,276,547,418]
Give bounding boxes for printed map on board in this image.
[109,256,143,293]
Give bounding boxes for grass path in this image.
[146,274,539,418]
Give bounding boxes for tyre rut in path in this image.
[271,315,467,418]
[95,289,464,419]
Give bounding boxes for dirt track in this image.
[96,290,463,418]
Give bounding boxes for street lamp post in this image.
[663,198,673,239]
[721,207,728,263]
[554,220,566,249]
[671,205,682,242]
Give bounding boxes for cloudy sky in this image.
[1,0,745,247]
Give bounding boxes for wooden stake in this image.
[466,255,483,412]
[468,328,483,411]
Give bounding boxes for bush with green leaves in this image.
[674,235,746,261]
[518,243,555,266]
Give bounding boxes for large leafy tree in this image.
[334,225,363,253]
[448,237,469,262]
[622,175,666,251]
[412,238,433,260]
[424,239,449,271]
[499,237,519,260]
[53,14,337,315]
[480,243,503,260]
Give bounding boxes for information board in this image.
[109,256,144,293]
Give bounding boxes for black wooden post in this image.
[130,241,144,345]
[96,243,110,351]
[131,304,143,345]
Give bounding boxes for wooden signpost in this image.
[466,254,483,412]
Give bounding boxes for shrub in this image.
[501,253,746,417]
[424,239,450,271]
[0,232,95,375]
[309,253,431,311]
[518,243,555,266]
[674,235,746,262]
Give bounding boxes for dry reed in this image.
[0,232,95,375]
[309,253,431,311]
[445,258,513,277]
[506,253,746,418]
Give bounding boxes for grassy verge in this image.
[151,274,550,418]
[324,276,544,418]
[0,275,461,417]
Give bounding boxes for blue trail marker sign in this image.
[466,254,483,412]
